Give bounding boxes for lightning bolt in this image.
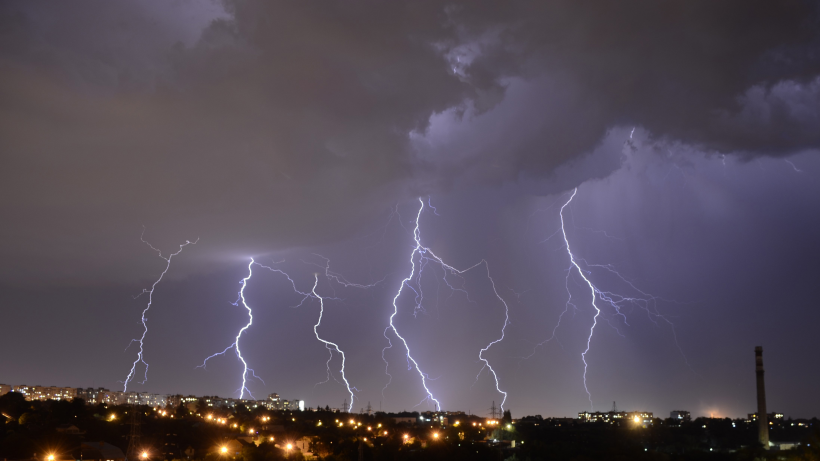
[559,189,601,409]
[198,259,263,399]
[784,159,803,173]
[311,274,356,412]
[123,230,197,392]
[382,197,510,411]
[199,257,371,406]
[553,188,690,409]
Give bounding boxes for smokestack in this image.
[755,346,769,449]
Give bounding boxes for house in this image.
[56,424,83,435]
[79,442,126,461]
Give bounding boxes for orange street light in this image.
[140,451,148,460]
[47,455,55,461]
[220,446,228,455]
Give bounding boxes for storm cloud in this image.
[1,0,818,282]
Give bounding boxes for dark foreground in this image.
[1,393,818,461]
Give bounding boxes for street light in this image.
[47,454,55,461]
[140,451,148,460]
[220,446,228,455]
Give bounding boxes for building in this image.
[76,388,111,404]
[670,411,691,422]
[289,437,315,459]
[13,385,77,401]
[166,394,198,410]
[578,411,625,423]
[79,442,126,461]
[266,393,281,410]
[0,384,11,396]
[220,439,245,457]
[747,412,785,423]
[578,410,653,425]
[56,424,83,435]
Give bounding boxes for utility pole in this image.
[125,404,141,461]
[489,401,499,419]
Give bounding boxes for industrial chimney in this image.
[755,346,769,449]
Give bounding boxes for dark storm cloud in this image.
[1,0,818,284]
[415,0,820,181]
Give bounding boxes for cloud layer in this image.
[1,0,818,283]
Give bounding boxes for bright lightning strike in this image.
[559,189,601,408]
[311,274,356,412]
[383,197,510,411]
[198,259,263,399]
[200,257,369,406]
[123,231,197,392]
[548,188,690,410]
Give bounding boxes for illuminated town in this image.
[1,382,817,460]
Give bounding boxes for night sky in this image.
[2,1,820,420]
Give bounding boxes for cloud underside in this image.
[0,0,818,280]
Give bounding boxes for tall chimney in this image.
[755,346,769,449]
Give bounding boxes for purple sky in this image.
[1,0,819,419]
